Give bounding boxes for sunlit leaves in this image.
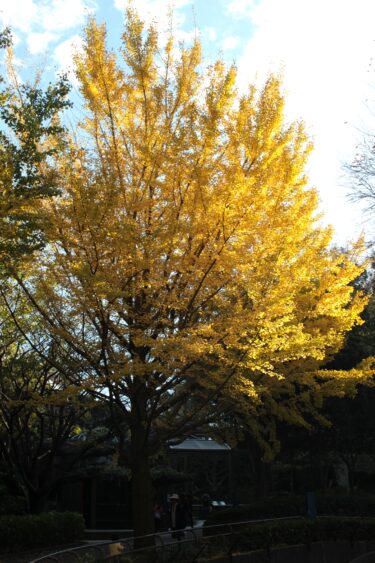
[8,10,369,452]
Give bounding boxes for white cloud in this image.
[113,0,194,45]
[54,34,83,81]
[227,0,258,18]
[27,31,58,54]
[11,32,22,47]
[0,0,95,45]
[38,0,95,31]
[203,26,217,42]
[0,0,39,33]
[222,35,240,50]
[233,0,375,243]
[0,0,96,90]
[114,0,190,25]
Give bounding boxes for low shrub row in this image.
[202,516,375,557]
[205,493,375,525]
[234,517,375,551]
[0,511,84,553]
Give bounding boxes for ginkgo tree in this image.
[7,10,369,537]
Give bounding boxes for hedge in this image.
[234,517,375,551]
[202,516,375,558]
[0,511,84,552]
[205,493,375,526]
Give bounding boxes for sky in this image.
[1,0,374,246]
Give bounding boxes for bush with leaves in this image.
[0,511,84,553]
[204,492,375,526]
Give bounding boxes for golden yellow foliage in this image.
[78,28,364,336]
[17,9,369,423]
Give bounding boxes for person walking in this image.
[169,494,186,540]
[180,494,194,528]
[153,502,163,532]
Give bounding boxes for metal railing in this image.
[350,552,375,563]
[30,516,302,563]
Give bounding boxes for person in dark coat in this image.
[169,493,186,540]
[153,502,163,532]
[180,493,194,528]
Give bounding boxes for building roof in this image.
[169,438,230,451]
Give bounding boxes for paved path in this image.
[3,521,207,562]
[154,520,205,545]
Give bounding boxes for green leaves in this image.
[0,28,12,51]
[0,79,71,184]
[0,30,72,262]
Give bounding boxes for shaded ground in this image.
[0,521,205,562]
[0,542,85,563]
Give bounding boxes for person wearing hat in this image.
[169,493,186,540]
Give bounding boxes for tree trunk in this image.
[27,489,48,514]
[255,459,271,500]
[130,424,154,547]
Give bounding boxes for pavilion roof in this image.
[169,437,230,451]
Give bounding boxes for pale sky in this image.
[1,0,374,245]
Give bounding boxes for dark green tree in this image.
[0,286,115,514]
[0,28,71,263]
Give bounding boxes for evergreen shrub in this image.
[0,511,84,552]
[205,493,375,526]
[203,517,375,556]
